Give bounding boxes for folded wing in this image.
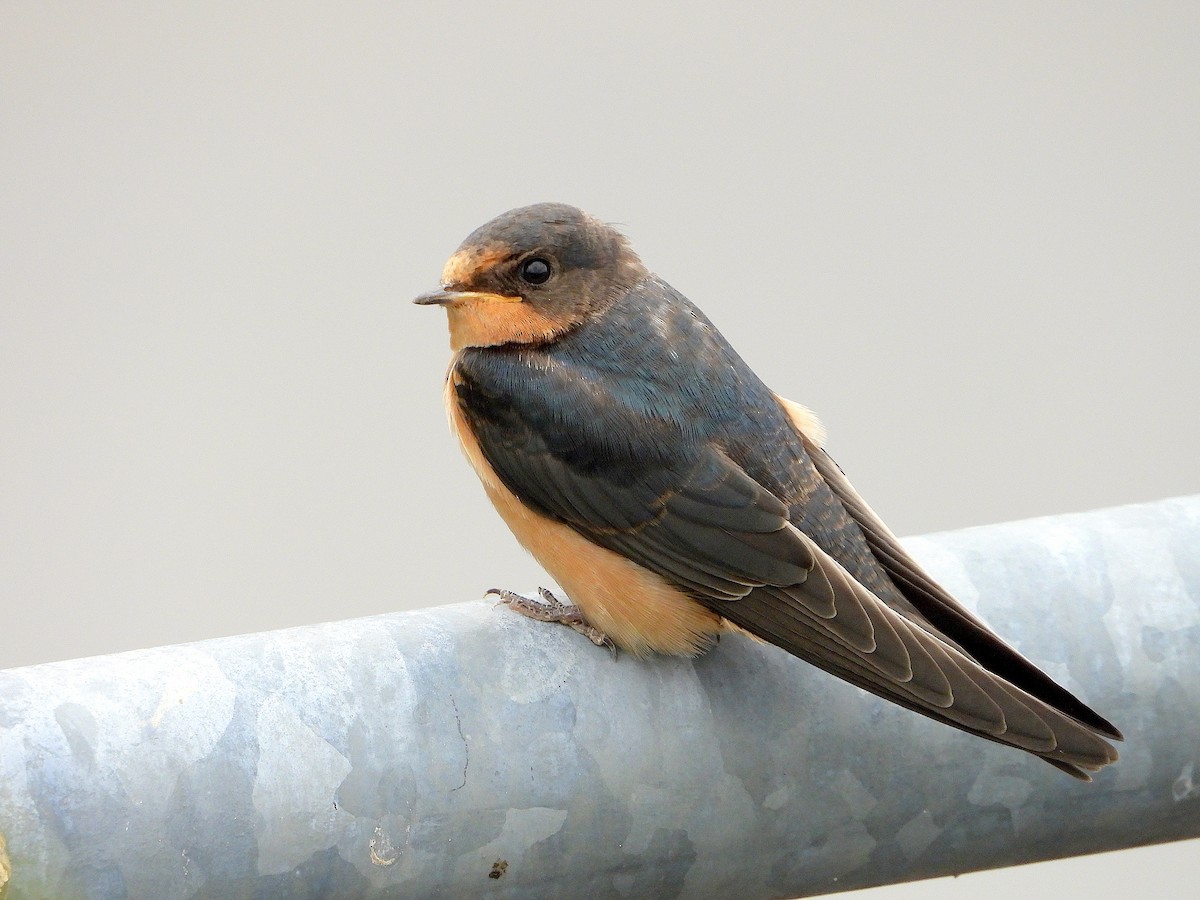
[454,362,1119,778]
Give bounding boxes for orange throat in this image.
[445,299,572,351]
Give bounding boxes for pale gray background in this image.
[1,2,1196,896]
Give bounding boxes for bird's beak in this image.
[413,289,461,306]
[412,289,523,306]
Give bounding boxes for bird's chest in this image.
[444,361,505,495]
[441,356,724,656]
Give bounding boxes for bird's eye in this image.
[518,257,552,285]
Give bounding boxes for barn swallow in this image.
[414,203,1121,779]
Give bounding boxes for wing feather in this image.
[797,425,1123,741]
[453,354,1119,776]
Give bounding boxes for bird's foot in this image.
[486,587,617,656]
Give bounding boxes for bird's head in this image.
[414,203,648,351]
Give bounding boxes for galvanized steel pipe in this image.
[2,496,1199,899]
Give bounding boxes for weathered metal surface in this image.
[2,496,1198,899]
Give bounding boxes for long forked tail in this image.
[710,541,1119,780]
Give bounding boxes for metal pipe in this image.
[2,496,1199,899]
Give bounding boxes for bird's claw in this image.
[486,587,618,657]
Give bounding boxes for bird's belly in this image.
[445,370,722,656]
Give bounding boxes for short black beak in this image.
[413,289,457,306]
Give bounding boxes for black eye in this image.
[518,257,552,285]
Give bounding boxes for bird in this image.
[414,202,1121,779]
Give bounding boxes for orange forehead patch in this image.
[441,243,510,287]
